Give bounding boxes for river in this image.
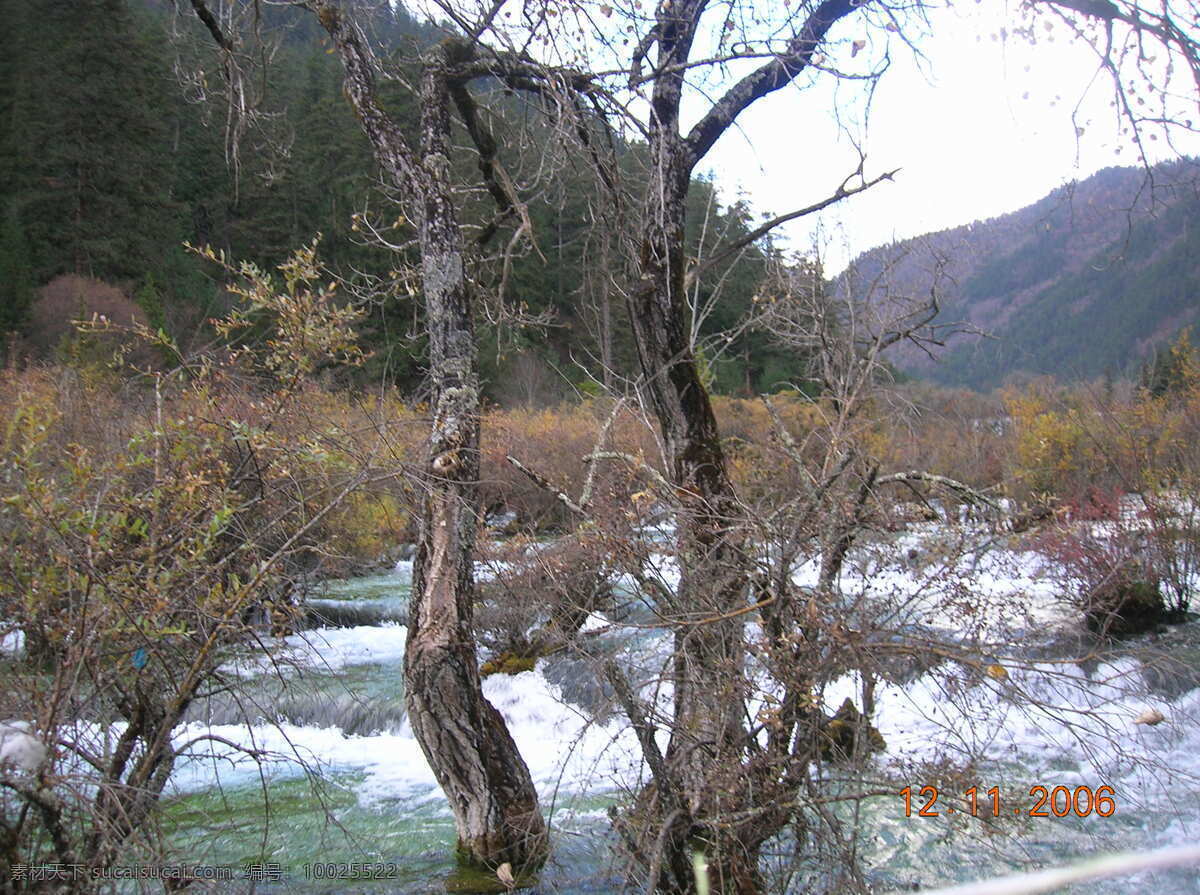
[163,532,1200,893]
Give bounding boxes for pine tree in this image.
[0,205,35,334]
[5,0,180,283]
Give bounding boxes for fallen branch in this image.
[506,455,584,515]
[876,470,1002,513]
[583,451,676,503]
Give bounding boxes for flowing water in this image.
[163,539,1200,893]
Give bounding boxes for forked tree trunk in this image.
[304,8,547,872]
[625,137,758,893]
[402,51,548,872]
[614,0,871,881]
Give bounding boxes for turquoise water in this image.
[161,556,1200,893]
[166,773,619,893]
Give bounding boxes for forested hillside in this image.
[0,0,802,400]
[843,160,1200,389]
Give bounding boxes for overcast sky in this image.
[697,2,1200,273]
[416,0,1198,271]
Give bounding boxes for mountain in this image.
[840,160,1200,389]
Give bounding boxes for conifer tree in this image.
[0,205,34,335]
[3,0,179,282]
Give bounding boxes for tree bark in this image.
[299,6,548,871]
[623,77,758,893]
[630,194,761,895]
[403,46,547,874]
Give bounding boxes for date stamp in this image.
[900,784,1117,818]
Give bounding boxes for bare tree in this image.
[556,4,930,889]
[181,0,1200,890]
[444,0,1200,888]
[180,0,635,874]
[295,4,555,871]
[176,0,586,873]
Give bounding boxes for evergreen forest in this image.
[0,0,802,402]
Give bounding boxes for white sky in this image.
[696,2,1200,273]
[415,0,1198,271]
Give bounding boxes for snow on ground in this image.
[0,628,23,656]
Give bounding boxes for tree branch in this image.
[187,0,234,52]
[448,46,624,196]
[583,451,677,502]
[688,166,897,288]
[579,399,625,510]
[302,1,418,194]
[449,80,518,246]
[506,455,585,515]
[875,470,1001,511]
[603,659,678,810]
[684,0,860,168]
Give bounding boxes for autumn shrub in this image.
[1035,517,1174,637]
[480,393,875,532]
[478,393,895,530]
[0,243,396,889]
[995,343,1200,636]
[324,489,411,564]
[878,385,1009,497]
[481,400,658,531]
[1034,493,1197,636]
[1003,382,1105,502]
[26,274,156,367]
[711,393,857,509]
[247,382,424,569]
[476,529,623,666]
[1140,501,1200,615]
[0,367,323,882]
[473,372,1198,547]
[1000,372,1189,507]
[1034,339,1200,619]
[1122,346,1200,615]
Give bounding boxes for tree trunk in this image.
[298,7,547,872]
[612,0,882,877]
[625,134,756,892]
[401,48,547,873]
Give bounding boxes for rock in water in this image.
[1085,578,1165,638]
[0,721,46,772]
[820,698,887,762]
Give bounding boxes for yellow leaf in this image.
[986,664,1008,681]
[496,863,515,889]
